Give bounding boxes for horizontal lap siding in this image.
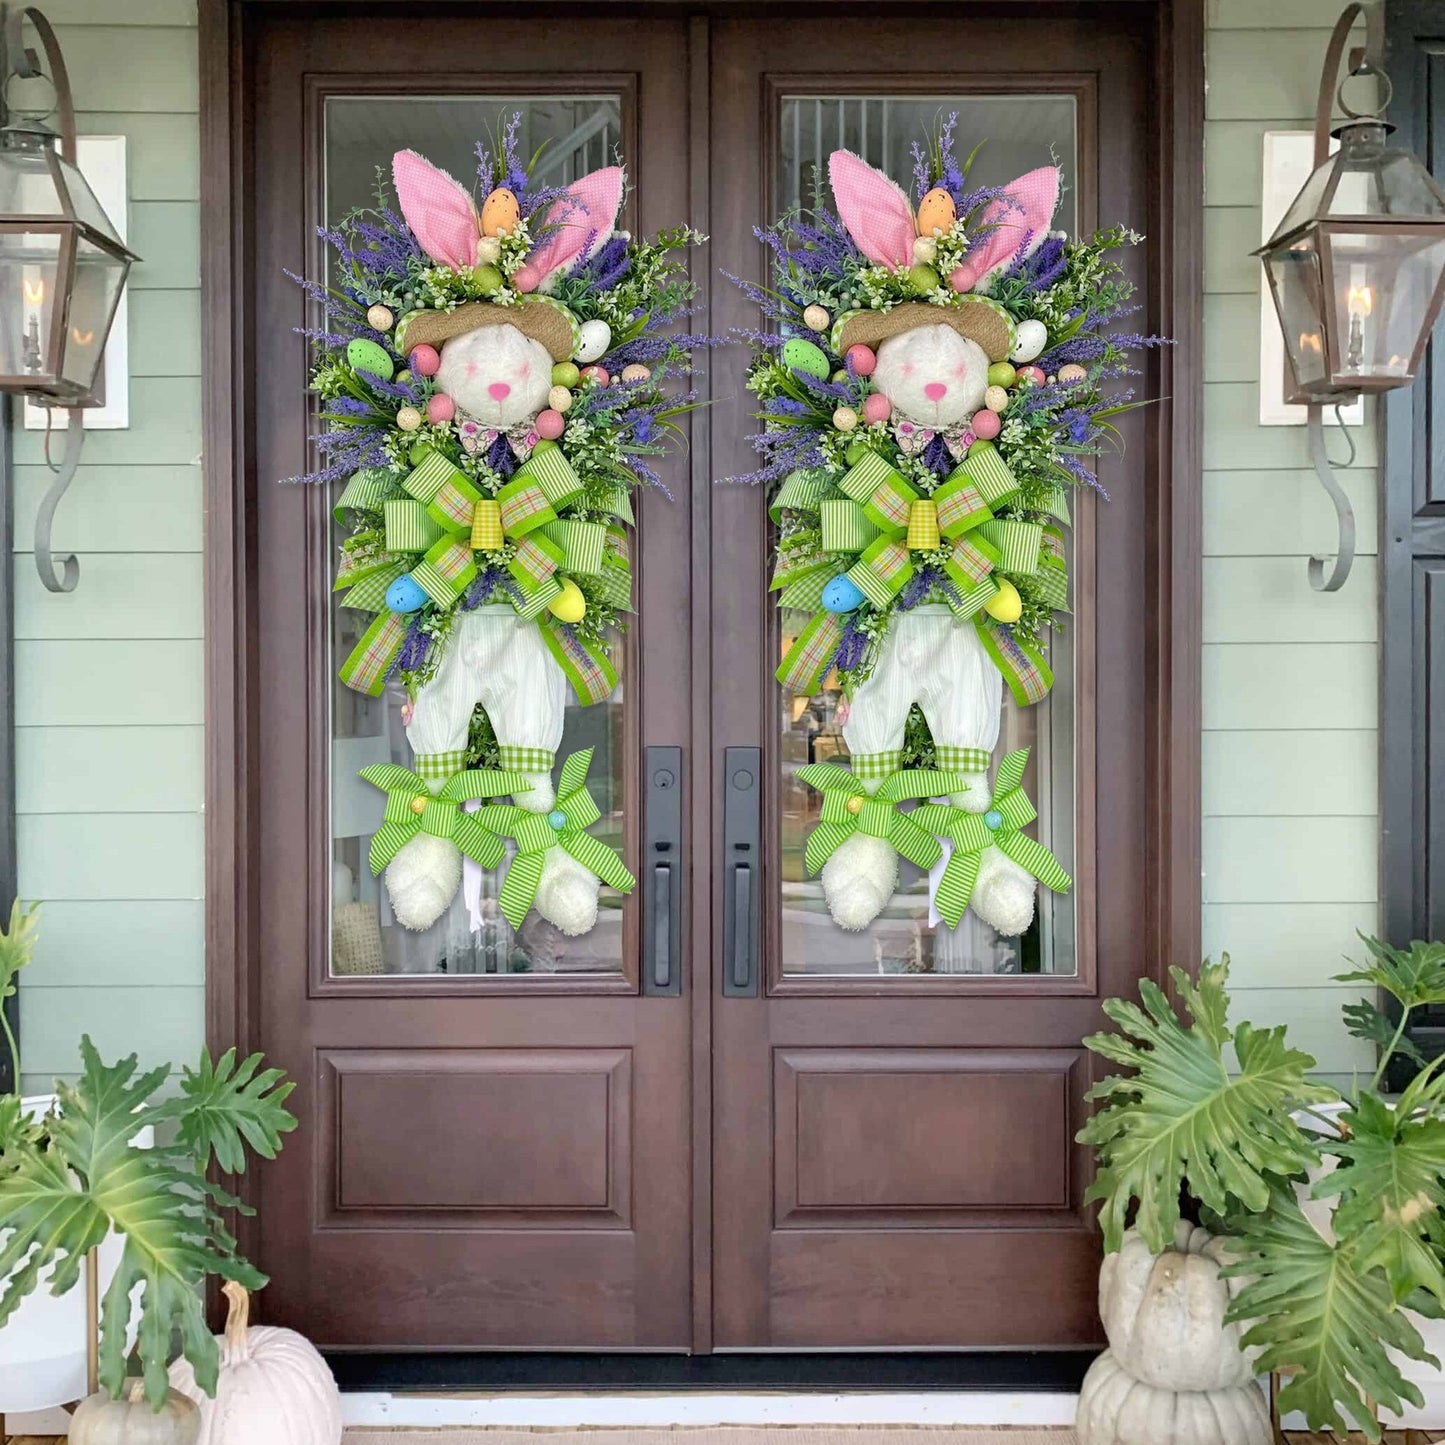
[13,7,202,1092]
[1203,1,1377,1076]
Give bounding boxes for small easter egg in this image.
[970,407,1001,441]
[347,337,394,381]
[948,262,980,293]
[395,405,423,432]
[548,385,573,413]
[580,365,610,387]
[832,370,849,383]
[410,795,429,816]
[862,392,892,425]
[1058,363,1088,384]
[907,263,940,296]
[476,234,502,265]
[621,363,652,383]
[987,362,1017,389]
[547,577,587,624]
[913,235,938,265]
[575,319,612,364]
[821,574,866,613]
[480,187,521,237]
[386,574,428,613]
[532,438,559,455]
[803,303,830,332]
[781,337,830,380]
[409,440,436,465]
[409,343,441,378]
[983,809,1005,831]
[366,303,394,332]
[846,795,864,816]
[427,393,455,425]
[984,385,1009,414]
[547,809,568,831]
[833,406,859,432]
[846,344,877,377]
[844,441,870,465]
[472,263,504,296]
[397,371,412,385]
[1009,318,1048,364]
[916,186,957,238]
[535,408,567,441]
[984,578,1023,624]
[1017,365,1046,387]
[552,362,581,388]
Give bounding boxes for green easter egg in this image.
[987,362,1018,388]
[831,369,848,383]
[409,440,437,465]
[346,337,394,382]
[532,438,559,455]
[781,337,830,380]
[907,263,940,295]
[472,263,504,296]
[552,362,581,389]
[844,441,871,465]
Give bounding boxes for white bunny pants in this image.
[822,605,1038,936]
[382,605,601,935]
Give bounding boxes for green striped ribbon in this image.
[473,749,635,929]
[360,763,531,875]
[796,763,974,877]
[384,498,447,553]
[977,518,1044,576]
[1042,484,1071,524]
[912,748,1071,929]
[339,612,409,696]
[334,466,401,523]
[977,621,1054,707]
[596,484,634,525]
[776,610,844,694]
[819,499,880,553]
[950,441,1019,508]
[541,623,619,706]
[770,468,831,523]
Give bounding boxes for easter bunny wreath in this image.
[291,117,707,936]
[734,120,1162,935]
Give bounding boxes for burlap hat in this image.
[832,297,1014,363]
[400,296,579,363]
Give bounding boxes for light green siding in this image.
[1203,0,1377,1076]
[12,5,201,1092]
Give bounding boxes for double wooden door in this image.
[240,3,1182,1354]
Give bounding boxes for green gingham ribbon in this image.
[498,745,556,773]
[339,613,409,696]
[360,764,531,875]
[795,763,973,877]
[912,747,1071,929]
[977,622,1054,708]
[475,748,635,929]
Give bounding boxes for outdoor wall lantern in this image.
[1257,1,1445,591]
[0,6,138,592]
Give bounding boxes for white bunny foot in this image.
[385,832,463,931]
[533,847,601,936]
[970,846,1037,936]
[820,833,899,931]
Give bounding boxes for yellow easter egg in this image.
[547,577,587,624]
[916,186,956,238]
[480,187,521,238]
[984,579,1023,624]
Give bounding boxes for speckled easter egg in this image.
[472,264,504,295]
[907,263,940,295]
[970,407,1001,441]
[621,363,651,383]
[386,574,428,613]
[916,187,956,237]
[548,385,573,412]
[575,320,612,364]
[480,187,521,237]
[986,362,1017,389]
[984,578,1023,624]
[366,303,394,332]
[782,337,830,380]
[347,337,394,381]
[983,385,1009,414]
[547,577,587,623]
[803,304,830,332]
[1058,363,1088,384]
[832,406,859,432]
[948,263,979,294]
[409,344,441,378]
[862,393,892,425]
[426,393,455,425]
[846,344,876,377]
[552,362,581,388]
[395,405,423,432]
[1009,319,1048,364]
[821,574,866,613]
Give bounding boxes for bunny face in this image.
[872,323,989,428]
[435,324,553,429]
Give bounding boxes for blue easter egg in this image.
[983,809,1004,831]
[386,574,428,613]
[547,809,568,830]
[821,575,866,613]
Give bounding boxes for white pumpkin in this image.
[70,1381,201,1445]
[1100,1221,1258,1391]
[1076,1350,1272,1445]
[168,1283,342,1445]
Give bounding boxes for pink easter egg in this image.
[862,392,892,425]
[846,344,877,377]
[535,408,566,441]
[581,365,610,387]
[970,407,1001,441]
[948,263,979,293]
[410,344,441,378]
[426,393,455,425]
[1017,365,1046,387]
[513,263,542,294]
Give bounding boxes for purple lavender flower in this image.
[921,433,954,478]
[486,433,518,478]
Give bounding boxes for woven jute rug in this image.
[341,1430,1077,1444]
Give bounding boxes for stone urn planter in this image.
[1076,1221,1272,1445]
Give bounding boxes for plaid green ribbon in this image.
[977,621,1054,708]
[540,623,619,706]
[776,611,845,695]
[912,747,1071,929]
[360,764,531,875]
[475,748,635,929]
[795,763,973,877]
[339,612,409,696]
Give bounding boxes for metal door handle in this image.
[731,864,752,990]
[722,747,760,997]
[652,863,672,990]
[644,746,682,996]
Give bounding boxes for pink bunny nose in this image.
[488,382,512,401]
[924,382,948,401]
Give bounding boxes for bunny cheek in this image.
[435,325,553,428]
[872,324,987,428]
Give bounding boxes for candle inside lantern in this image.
[21,271,43,374]
[1346,264,1373,372]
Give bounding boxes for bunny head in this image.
[436,323,552,429]
[872,324,989,428]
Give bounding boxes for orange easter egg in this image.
[480,187,521,238]
[916,187,957,238]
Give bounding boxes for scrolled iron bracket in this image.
[1306,402,1357,593]
[33,405,82,593]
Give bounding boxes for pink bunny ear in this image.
[828,150,916,269]
[514,166,625,293]
[966,166,1062,290]
[392,150,479,272]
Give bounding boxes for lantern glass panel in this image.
[52,154,121,245]
[61,236,127,395]
[1266,236,1330,394]
[0,228,60,382]
[0,144,67,224]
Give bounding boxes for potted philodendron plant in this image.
[0,900,298,1435]
[1077,939,1445,1445]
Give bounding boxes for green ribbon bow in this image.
[360,764,532,875]
[476,748,636,929]
[911,747,1071,928]
[795,763,975,877]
